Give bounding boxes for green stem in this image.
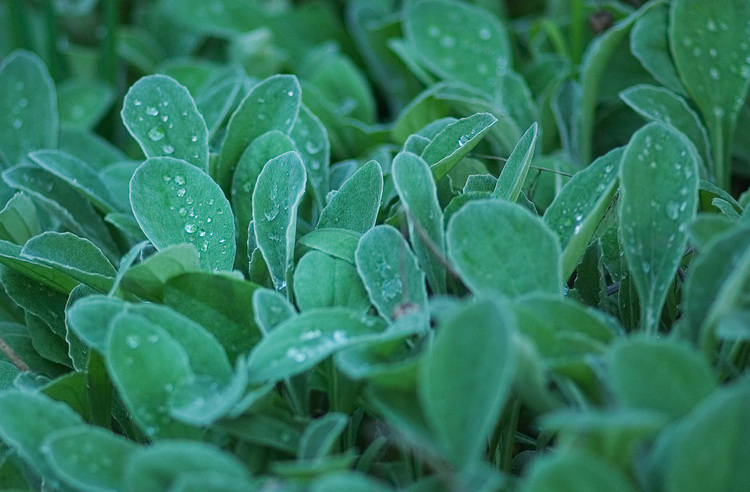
[87,350,113,428]
[8,0,32,51]
[500,398,521,473]
[44,0,61,81]
[99,0,121,85]
[570,0,585,64]
[539,20,571,60]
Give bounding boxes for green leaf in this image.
[493,122,539,202]
[106,313,200,440]
[630,3,685,95]
[247,308,384,384]
[29,150,120,214]
[0,50,57,167]
[578,3,661,165]
[620,85,711,171]
[297,228,361,264]
[121,74,209,172]
[618,122,699,333]
[607,337,716,420]
[294,251,369,312]
[670,0,750,189]
[120,243,201,302]
[231,130,296,268]
[58,126,128,170]
[650,381,750,492]
[124,441,251,492]
[447,199,562,297]
[404,0,511,96]
[421,112,497,181]
[392,151,446,294]
[0,390,84,484]
[21,232,116,293]
[420,298,516,467]
[0,192,41,244]
[299,412,348,460]
[43,425,139,492]
[682,226,750,348]
[163,272,262,363]
[66,295,126,352]
[521,451,638,492]
[3,165,119,258]
[544,147,622,279]
[252,151,307,293]
[252,287,296,334]
[355,225,427,320]
[130,157,236,271]
[317,160,382,233]
[57,78,115,129]
[216,74,301,192]
[292,104,330,204]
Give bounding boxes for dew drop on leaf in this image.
[145,106,158,116]
[148,127,165,141]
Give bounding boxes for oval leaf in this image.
[447,199,562,297]
[130,157,236,271]
[618,122,699,333]
[317,160,383,233]
[121,74,209,171]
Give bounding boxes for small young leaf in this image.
[130,157,236,271]
[421,112,497,181]
[121,74,209,171]
[298,412,349,460]
[292,104,331,202]
[544,147,622,279]
[355,225,427,320]
[252,151,307,293]
[252,288,297,334]
[392,151,446,294]
[420,298,516,468]
[447,200,562,297]
[216,74,301,192]
[247,308,384,383]
[297,228,361,264]
[618,122,698,333]
[0,50,57,167]
[0,192,41,244]
[493,122,539,202]
[317,160,383,233]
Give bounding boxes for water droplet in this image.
[709,48,718,58]
[163,144,175,154]
[429,26,440,37]
[641,261,651,274]
[191,135,198,142]
[185,223,196,233]
[161,115,169,123]
[286,347,306,362]
[257,114,266,120]
[126,335,140,349]
[707,20,717,32]
[287,90,294,97]
[332,330,348,343]
[174,175,185,185]
[177,188,186,197]
[301,329,322,341]
[18,98,28,108]
[441,36,455,48]
[161,100,169,107]
[12,119,22,129]
[479,28,491,40]
[264,207,279,221]
[692,47,702,57]
[382,278,403,301]
[146,106,159,116]
[710,68,720,80]
[457,135,469,147]
[713,107,725,118]
[148,334,159,343]
[206,217,212,223]
[666,201,680,220]
[148,127,165,141]
[305,140,322,154]
[133,99,142,106]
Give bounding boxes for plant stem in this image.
[99,0,121,85]
[87,350,113,428]
[500,398,521,473]
[0,334,29,372]
[8,0,32,51]
[570,0,585,64]
[44,0,62,81]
